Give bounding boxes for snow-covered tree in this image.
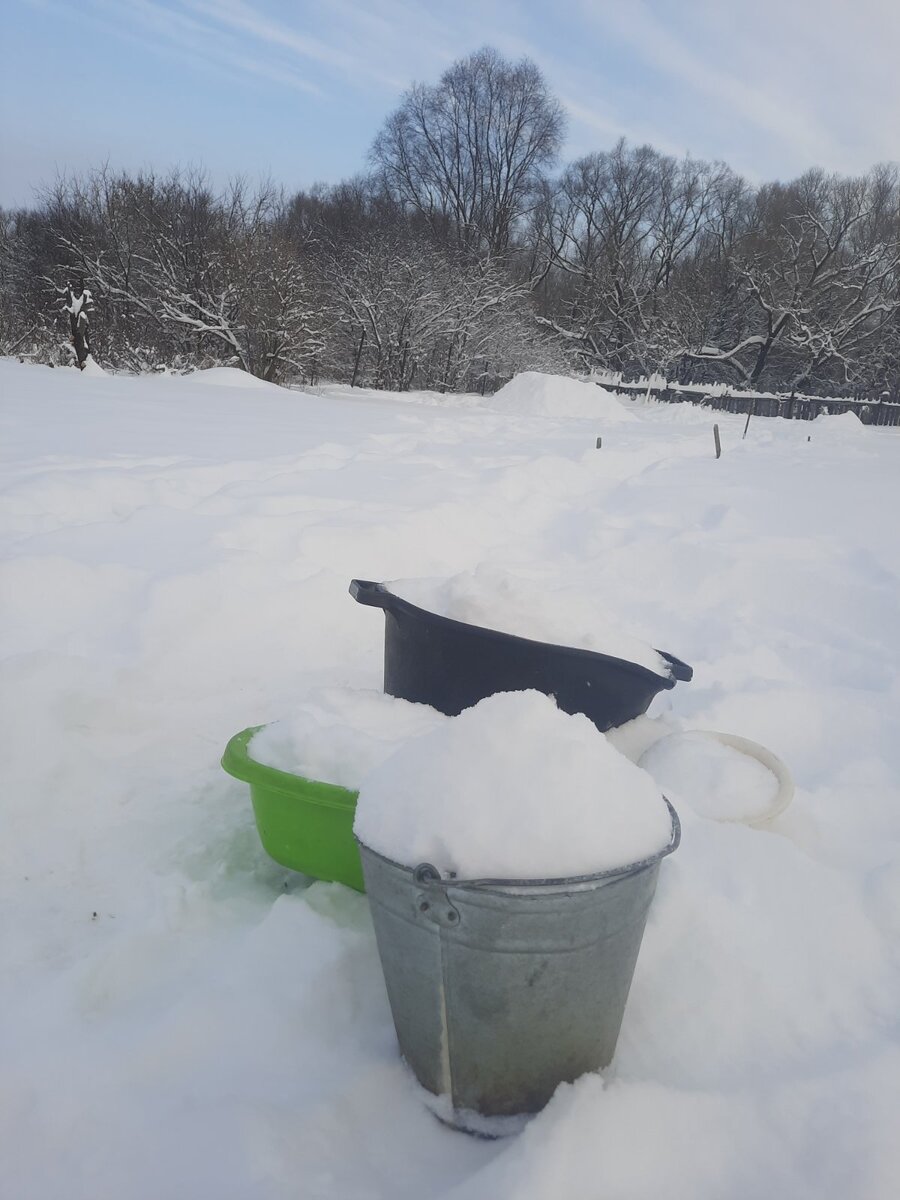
[60,281,94,368]
[681,167,900,390]
[321,231,567,393]
[52,171,325,381]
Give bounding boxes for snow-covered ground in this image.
[1,360,898,1199]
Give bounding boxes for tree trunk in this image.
[66,284,91,369]
[351,328,367,387]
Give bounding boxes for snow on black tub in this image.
[349,574,692,733]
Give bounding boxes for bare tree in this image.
[372,47,564,254]
[0,208,36,356]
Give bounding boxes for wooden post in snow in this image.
[351,328,366,388]
[742,397,755,440]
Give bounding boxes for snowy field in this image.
[1,360,899,1199]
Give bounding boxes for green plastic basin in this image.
[221,727,364,892]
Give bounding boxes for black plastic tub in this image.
[350,579,692,732]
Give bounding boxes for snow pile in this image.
[188,365,280,389]
[354,691,673,878]
[486,371,637,421]
[810,409,866,437]
[390,565,671,676]
[248,688,445,788]
[639,731,779,822]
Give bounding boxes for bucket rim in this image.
[221,726,359,811]
[357,797,680,891]
[349,579,691,685]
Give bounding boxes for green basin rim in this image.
[221,727,358,811]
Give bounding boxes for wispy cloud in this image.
[82,0,900,178]
[577,0,900,175]
[89,0,324,96]
[76,0,458,99]
[579,0,837,165]
[6,0,899,208]
[559,94,687,162]
[183,0,355,73]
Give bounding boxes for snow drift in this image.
[188,365,281,390]
[486,371,637,421]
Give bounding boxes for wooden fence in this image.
[603,380,900,427]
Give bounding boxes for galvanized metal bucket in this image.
[359,800,680,1130]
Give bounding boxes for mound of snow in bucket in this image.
[389,565,671,677]
[354,690,672,878]
[248,688,446,789]
[486,371,636,421]
[639,731,779,822]
[188,366,280,389]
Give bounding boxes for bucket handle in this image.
[413,799,681,894]
[349,579,393,610]
[663,797,682,854]
[660,653,693,683]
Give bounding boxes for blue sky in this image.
[2,0,898,207]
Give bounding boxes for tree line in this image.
[2,46,898,398]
